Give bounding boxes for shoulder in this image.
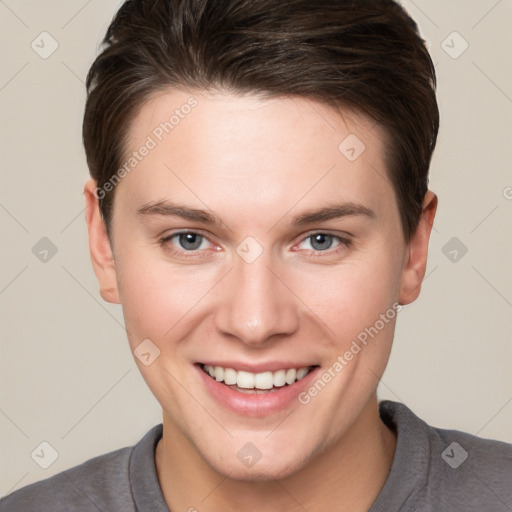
[0,423,164,512]
[378,400,512,510]
[0,447,134,512]
[427,421,512,503]
[0,438,144,512]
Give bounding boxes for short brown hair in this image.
[83,0,439,241]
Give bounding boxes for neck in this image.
[155,396,396,512]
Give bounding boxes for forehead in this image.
[117,89,395,225]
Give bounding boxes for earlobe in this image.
[398,191,438,305]
[84,179,121,304]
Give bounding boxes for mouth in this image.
[200,363,317,394]
[196,360,321,416]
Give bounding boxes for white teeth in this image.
[296,367,309,380]
[214,366,224,382]
[273,369,286,387]
[285,368,297,385]
[237,370,255,389]
[254,371,274,390]
[202,364,312,390]
[223,367,237,385]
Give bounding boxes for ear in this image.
[398,190,438,305]
[84,179,120,304]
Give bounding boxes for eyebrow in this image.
[291,202,376,225]
[136,200,375,226]
[136,201,219,224]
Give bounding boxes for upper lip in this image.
[198,361,318,373]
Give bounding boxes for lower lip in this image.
[195,364,320,417]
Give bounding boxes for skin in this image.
[84,89,437,512]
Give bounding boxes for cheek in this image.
[113,223,404,354]
[291,246,402,336]
[115,250,218,345]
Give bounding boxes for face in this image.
[85,89,435,480]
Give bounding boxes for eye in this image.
[295,232,350,254]
[310,233,336,251]
[178,232,206,250]
[161,231,212,252]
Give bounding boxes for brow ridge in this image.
[136,200,375,226]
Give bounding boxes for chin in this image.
[213,455,307,482]
[199,434,316,482]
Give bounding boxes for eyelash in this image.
[159,230,352,258]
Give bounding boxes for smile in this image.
[201,364,315,393]
[196,361,321,415]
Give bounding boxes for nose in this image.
[213,253,300,347]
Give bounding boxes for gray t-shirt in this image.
[1,400,511,511]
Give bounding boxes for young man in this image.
[2,0,511,511]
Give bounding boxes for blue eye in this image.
[298,233,343,252]
[160,232,211,252]
[308,233,336,251]
[176,232,204,250]
[159,230,349,259]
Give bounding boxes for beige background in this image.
[1,0,511,495]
